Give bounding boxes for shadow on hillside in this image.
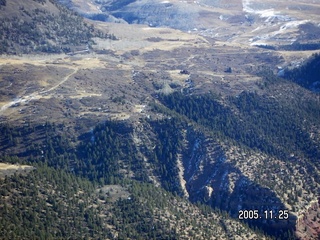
[189,162,297,239]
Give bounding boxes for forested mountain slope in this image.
[2,72,320,238]
[284,53,320,92]
[0,158,268,239]
[0,0,111,54]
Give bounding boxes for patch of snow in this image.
[273,20,310,35]
[277,69,285,77]
[242,0,276,19]
[249,19,309,45]
[205,185,213,198]
[250,42,268,46]
[251,26,261,32]
[242,0,293,23]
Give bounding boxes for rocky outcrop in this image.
[296,199,320,240]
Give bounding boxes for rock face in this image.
[172,129,296,236]
[296,200,320,240]
[129,114,308,237]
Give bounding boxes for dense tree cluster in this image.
[284,53,320,91]
[280,42,320,51]
[10,121,147,184]
[0,0,114,54]
[76,121,147,183]
[149,118,184,194]
[110,183,178,239]
[157,91,320,162]
[0,160,265,239]
[0,163,109,239]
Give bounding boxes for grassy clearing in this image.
[0,163,34,178]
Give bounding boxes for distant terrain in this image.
[58,0,320,48]
[1,0,320,239]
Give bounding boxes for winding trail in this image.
[0,67,78,115]
[39,67,78,94]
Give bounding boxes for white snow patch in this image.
[274,20,310,34]
[242,0,277,18]
[251,26,261,32]
[249,19,309,45]
[242,0,292,23]
[205,185,213,198]
[250,42,268,46]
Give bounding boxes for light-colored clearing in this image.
[0,163,33,170]
[96,184,130,202]
[177,153,189,198]
[133,105,146,113]
[0,163,34,178]
[110,113,130,120]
